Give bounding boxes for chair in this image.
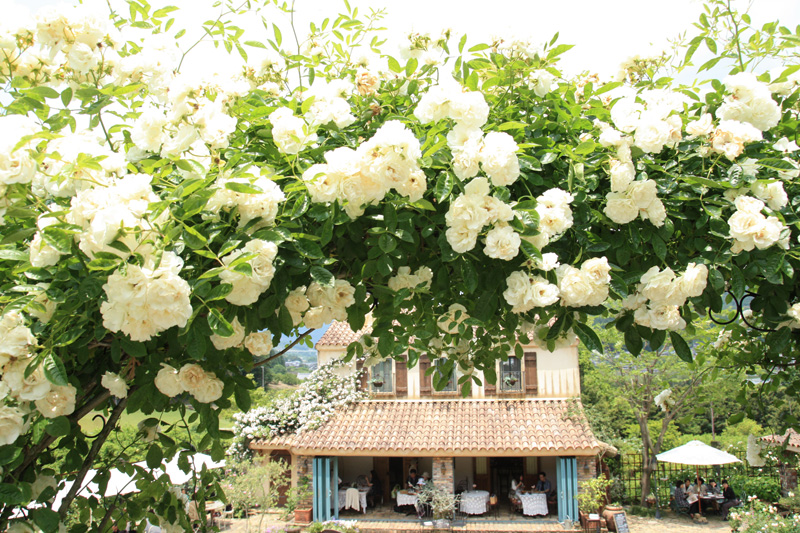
[488,494,499,519]
[217,508,234,530]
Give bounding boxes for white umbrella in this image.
[656,440,741,513]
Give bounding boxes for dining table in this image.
[396,489,419,507]
[338,487,369,513]
[459,490,490,515]
[519,492,548,516]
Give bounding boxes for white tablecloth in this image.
[520,493,548,516]
[337,488,368,513]
[460,490,489,515]
[396,491,418,506]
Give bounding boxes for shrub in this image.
[730,476,782,502]
[729,498,800,533]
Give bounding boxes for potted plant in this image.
[503,375,518,387]
[417,485,457,528]
[576,477,613,528]
[371,377,384,388]
[286,476,312,524]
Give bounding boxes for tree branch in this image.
[58,396,128,520]
[252,328,315,369]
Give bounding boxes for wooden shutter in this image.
[356,358,369,392]
[523,351,538,395]
[419,355,432,395]
[484,362,496,395]
[395,357,408,397]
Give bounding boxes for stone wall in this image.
[295,455,314,508]
[780,463,798,493]
[433,457,454,494]
[577,456,596,486]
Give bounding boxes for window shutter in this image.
[356,358,369,392]
[484,362,496,395]
[523,351,538,394]
[395,357,408,397]
[419,355,431,395]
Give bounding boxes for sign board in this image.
[613,512,630,533]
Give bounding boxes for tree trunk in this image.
[638,415,653,506]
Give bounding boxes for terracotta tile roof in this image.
[252,399,613,457]
[316,321,371,348]
[762,429,800,453]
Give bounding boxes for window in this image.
[433,358,457,392]
[370,360,393,393]
[500,357,522,392]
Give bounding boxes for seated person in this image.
[511,474,525,494]
[686,489,700,517]
[535,472,552,495]
[720,480,741,520]
[707,480,722,495]
[368,470,382,496]
[356,474,370,489]
[417,471,431,488]
[407,468,419,489]
[673,480,689,512]
[704,480,722,512]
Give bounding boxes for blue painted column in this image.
[557,456,579,523]
[312,456,340,522]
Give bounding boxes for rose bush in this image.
[0,0,799,530]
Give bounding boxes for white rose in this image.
[610,98,643,133]
[34,384,77,418]
[640,266,676,303]
[0,406,26,445]
[609,160,635,192]
[480,131,520,186]
[604,192,638,224]
[686,113,714,137]
[773,137,799,153]
[0,311,36,366]
[530,276,560,307]
[751,181,788,211]
[332,280,356,309]
[676,263,708,299]
[191,372,224,404]
[303,306,333,329]
[445,225,478,254]
[503,271,535,313]
[734,195,765,214]
[538,253,560,272]
[31,475,57,501]
[245,331,273,357]
[627,179,659,210]
[556,265,596,307]
[101,371,129,399]
[285,286,310,313]
[3,358,51,401]
[581,257,611,287]
[752,216,784,249]
[210,316,245,350]
[643,198,667,227]
[438,303,469,334]
[66,42,98,74]
[154,364,184,397]
[178,364,208,392]
[484,225,520,260]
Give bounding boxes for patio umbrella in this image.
[656,440,741,514]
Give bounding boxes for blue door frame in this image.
[312,456,339,522]
[557,456,579,523]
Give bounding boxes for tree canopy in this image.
[0,0,799,530]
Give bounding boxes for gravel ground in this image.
[626,514,731,532]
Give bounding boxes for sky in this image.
[7,0,800,79]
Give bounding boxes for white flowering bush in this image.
[229,360,366,458]
[729,498,800,533]
[0,0,799,530]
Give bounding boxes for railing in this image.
[500,370,522,392]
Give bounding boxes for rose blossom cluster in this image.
[387,266,433,294]
[727,195,788,254]
[100,252,193,342]
[444,177,516,257]
[101,371,128,399]
[268,107,316,155]
[717,73,781,132]
[303,79,357,128]
[0,311,77,445]
[416,86,520,187]
[608,89,686,154]
[555,257,611,308]
[0,115,39,194]
[303,120,425,218]
[154,363,224,404]
[228,360,366,457]
[527,188,576,248]
[209,317,275,357]
[219,239,279,306]
[283,280,356,329]
[63,173,165,261]
[503,271,560,313]
[206,167,286,230]
[783,303,800,330]
[622,263,709,331]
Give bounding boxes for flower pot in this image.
[294,508,312,524]
[434,519,450,528]
[372,380,384,388]
[603,507,624,532]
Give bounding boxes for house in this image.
[251,321,614,527]
[762,429,800,492]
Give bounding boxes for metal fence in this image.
[618,451,780,505]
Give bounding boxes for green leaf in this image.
[387,56,402,73]
[310,266,335,288]
[0,482,31,505]
[45,416,71,438]
[727,412,745,425]
[41,227,73,254]
[43,353,69,387]
[730,266,745,299]
[624,328,643,356]
[461,261,478,294]
[207,283,233,301]
[224,181,263,194]
[146,443,163,469]
[294,238,323,259]
[378,233,396,253]
[574,322,603,354]
[61,87,73,107]
[574,141,596,155]
[434,173,455,203]
[234,386,251,412]
[207,309,233,337]
[405,57,418,76]
[669,331,693,363]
